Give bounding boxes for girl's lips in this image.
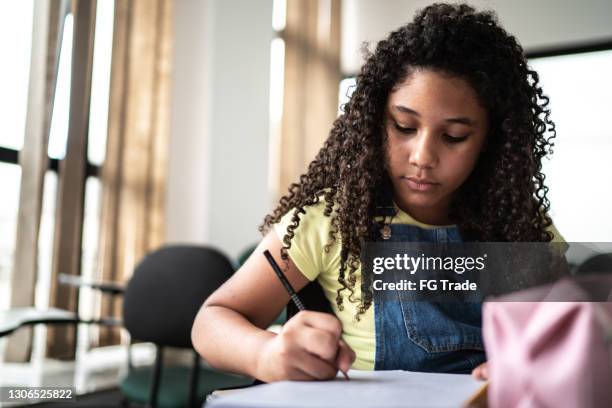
[403,177,439,192]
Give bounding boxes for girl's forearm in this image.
[191,305,275,378]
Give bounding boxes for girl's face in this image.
[384,69,488,225]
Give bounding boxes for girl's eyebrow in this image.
[392,104,475,126]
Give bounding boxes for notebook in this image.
[207,369,485,407]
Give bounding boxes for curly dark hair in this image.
[260,3,556,319]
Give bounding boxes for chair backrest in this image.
[123,245,235,348]
[576,253,612,275]
[286,280,333,320]
[237,243,259,267]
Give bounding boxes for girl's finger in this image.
[335,339,356,373]
[285,365,318,381]
[296,311,343,338]
[481,362,489,379]
[471,362,488,380]
[300,326,342,363]
[292,348,339,380]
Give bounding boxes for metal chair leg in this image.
[188,350,201,407]
[146,345,164,408]
[120,395,131,408]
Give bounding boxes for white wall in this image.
[342,0,612,73]
[166,0,210,245]
[167,0,273,259]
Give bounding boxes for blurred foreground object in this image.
[483,276,612,408]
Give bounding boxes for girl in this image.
[192,3,563,382]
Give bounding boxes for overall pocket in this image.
[397,293,484,353]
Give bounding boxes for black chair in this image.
[236,243,258,268]
[576,253,612,275]
[286,281,333,320]
[120,245,252,408]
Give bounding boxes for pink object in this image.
[483,278,612,408]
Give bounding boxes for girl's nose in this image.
[410,133,438,169]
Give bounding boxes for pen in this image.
[263,249,350,381]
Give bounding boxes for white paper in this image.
[207,369,484,408]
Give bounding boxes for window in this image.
[0,0,34,312]
[0,0,114,347]
[0,164,22,311]
[531,49,612,242]
[0,1,33,151]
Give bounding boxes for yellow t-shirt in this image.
[273,200,565,370]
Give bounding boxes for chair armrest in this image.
[58,273,126,296]
[0,307,79,337]
[0,308,125,338]
[80,317,124,327]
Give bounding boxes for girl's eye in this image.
[394,123,416,134]
[444,134,469,143]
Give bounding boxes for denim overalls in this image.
[373,216,486,373]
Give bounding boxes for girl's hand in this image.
[255,310,356,382]
[471,361,489,380]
